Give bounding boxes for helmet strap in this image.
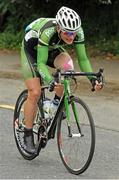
[58,30,62,40]
[56,25,62,40]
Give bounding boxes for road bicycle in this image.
[13,68,104,175]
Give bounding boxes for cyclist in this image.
[21,6,103,154]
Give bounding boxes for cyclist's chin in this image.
[62,37,73,44]
[63,39,73,44]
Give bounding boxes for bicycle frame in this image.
[47,68,104,139]
[47,77,80,139]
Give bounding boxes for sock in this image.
[24,127,33,136]
[24,127,32,131]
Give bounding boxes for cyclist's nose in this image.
[68,35,75,40]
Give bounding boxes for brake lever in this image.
[98,68,105,84]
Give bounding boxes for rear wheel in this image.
[13,90,42,160]
[57,96,95,174]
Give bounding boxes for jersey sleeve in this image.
[75,43,95,80]
[74,27,85,44]
[37,45,53,83]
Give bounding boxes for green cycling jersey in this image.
[22,18,93,83]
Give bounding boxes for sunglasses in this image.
[62,31,76,36]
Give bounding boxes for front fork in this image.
[63,79,71,121]
[63,79,82,136]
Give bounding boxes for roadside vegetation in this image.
[0,0,119,56]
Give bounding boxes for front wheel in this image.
[57,96,95,175]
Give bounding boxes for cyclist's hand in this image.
[49,79,57,92]
[91,79,103,91]
[94,80,103,91]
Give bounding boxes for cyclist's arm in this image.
[37,45,53,83]
[75,43,96,81]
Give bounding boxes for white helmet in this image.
[56,6,81,32]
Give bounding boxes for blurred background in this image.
[0,0,119,55]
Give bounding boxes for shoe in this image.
[24,128,36,154]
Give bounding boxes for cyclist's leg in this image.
[47,50,74,98]
[24,78,41,128]
[21,38,41,153]
[54,52,74,97]
[21,38,41,128]
[54,52,74,71]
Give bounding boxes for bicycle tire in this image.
[13,90,39,160]
[57,96,95,175]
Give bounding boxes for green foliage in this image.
[94,38,119,55]
[0,0,9,14]
[0,0,119,54]
[0,31,24,50]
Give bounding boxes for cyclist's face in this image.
[60,31,77,44]
[57,26,77,44]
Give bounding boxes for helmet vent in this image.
[70,14,73,19]
[68,19,71,28]
[63,19,67,27]
[73,21,75,28]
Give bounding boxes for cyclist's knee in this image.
[63,58,74,71]
[28,89,41,104]
[54,52,74,71]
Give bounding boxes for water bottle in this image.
[43,98,51,119]
[49,99,60,117]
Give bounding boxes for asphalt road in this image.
[0,78,119,179]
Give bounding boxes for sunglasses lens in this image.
[63,31,75,36]
[68,32,74,36]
